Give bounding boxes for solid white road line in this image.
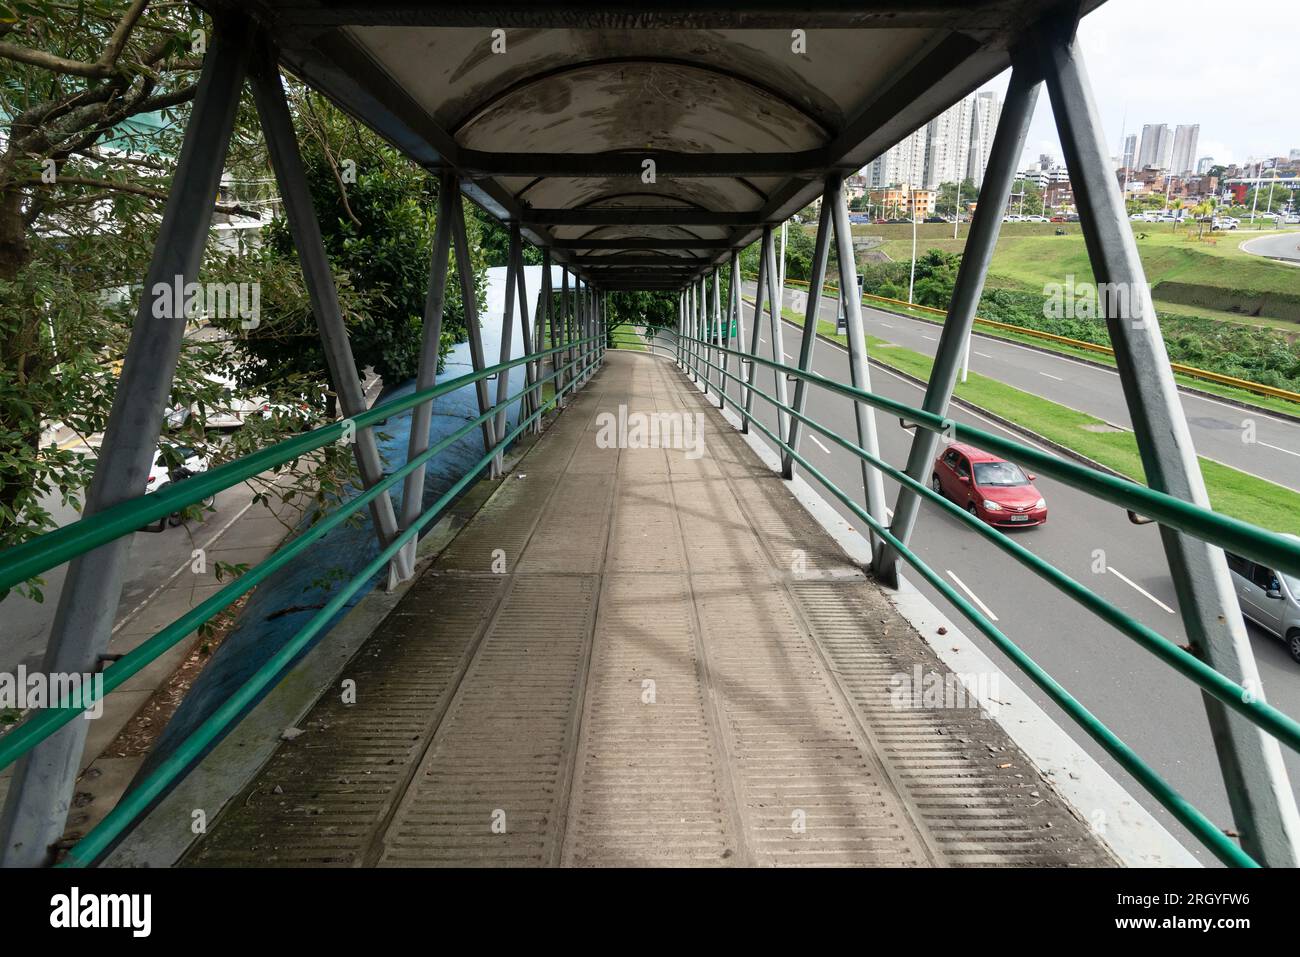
[879,322,894,328]
[921,334,936,341]
[946,569,999,621]
[975,351,993,359]
[1259,440,1300,459]
[1039,371,1063,381]
[1106,566,1177,614]
[809,435,832,454]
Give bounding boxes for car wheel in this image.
[967,504,982,523]
[1289,631,1300,666]
[931,474,943,496]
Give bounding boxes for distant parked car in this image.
[931,443,1046,528]
[143,444,213,530]
[1224,542,1300,664]
[1212,217,1238,230]
[923,216,945,223]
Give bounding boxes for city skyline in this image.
[983,0,1294,172]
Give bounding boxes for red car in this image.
[932,443,1047,527]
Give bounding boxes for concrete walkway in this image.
[186,351,1114,867]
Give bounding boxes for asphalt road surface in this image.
[651,308,1300,866]
[1241,230,1300,264]
[752,280,1300,492]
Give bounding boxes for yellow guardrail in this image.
[764,274,1300,405]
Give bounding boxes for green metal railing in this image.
[0,335,602,866]
[649,323,1300,868]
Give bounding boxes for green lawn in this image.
[849,221,1300,329]
[743,297,1300,535]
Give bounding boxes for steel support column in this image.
[828,174,889,565]
[537,250,552,431]
[763,224,791,443]
[449,188,499,476]
[728,251,743,410]
[492,223,522,472]
[1037,22,1300,866]
[877,71,1039,584]
[700,275,711,396]
[782,188,835,479]
[394,171,456,580]
[0,18,253,867]
[559,269,571,405]
[712,267,724,407]
[741,227,771,435]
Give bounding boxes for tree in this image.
[1009,178,1044,216]
[934,179,975,218]
[0,1,263,591]
[219,90,488,404]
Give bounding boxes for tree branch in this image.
[0,0,153,79]
[26,176,261,218]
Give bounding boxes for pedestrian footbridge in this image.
[180,352,1112,867]
[2,1,1299,870]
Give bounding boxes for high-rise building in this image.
[1122,134,1137,170]
[1137,123,1171,169]
[868,87,1002,194]
[1196,156,1215,175]
[966,90,1003,187]
[922,95,973,189]
[867,125,928,189]
[1171,124,1200,176]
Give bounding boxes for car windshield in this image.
[973,461,1029,487]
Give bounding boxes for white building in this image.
[1170,124,1200,176]
[867,125,928,189]
[922,95,973,189]
[966,90,1003,187]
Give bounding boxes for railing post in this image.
[783,186,835,479]
[0,16,253,867]
[394,170,456,581]
[877,71,1040,585]
[741,227,771,434]
[1035,19,1300,866]
[763,224,791,442]
[448,188,500,477]
[827,174,889,565]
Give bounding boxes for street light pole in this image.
[908,187,918,303]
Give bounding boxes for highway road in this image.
[750,281,1300,492]
[651,304,1300,866]
[0,441,269,679]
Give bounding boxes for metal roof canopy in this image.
[210,1,1104,289]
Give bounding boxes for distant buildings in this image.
[1196,156,1215,175]
[1122,134,1137,170]
[866,88,1003,192]
[868,186,936,219]
[1137,123,1172,170]
[1170,124,1200,176]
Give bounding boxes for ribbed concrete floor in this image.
[186,351,1114,867]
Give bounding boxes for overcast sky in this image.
[984,0,1295,169]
